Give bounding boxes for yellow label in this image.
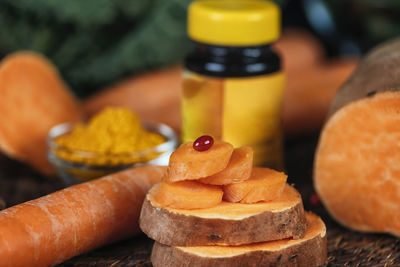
[182,71,285,169]
[223,73,284,168]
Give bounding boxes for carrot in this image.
[0,52,83,175]
[164,141,233,183]
[223,167,287,203]
[154,181,223,209]
[198,146,253,185]
[0,165,165,267]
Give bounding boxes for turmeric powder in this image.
[54,107,165,166]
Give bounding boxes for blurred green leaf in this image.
[0,0,285,97]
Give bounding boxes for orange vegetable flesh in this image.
[154,181,223,209]
[0,52,83,175]
[198,146,253,185]
[314,92,400,235]
[164,141,233,182]
[0,165,165,267]
[223,167,287,203]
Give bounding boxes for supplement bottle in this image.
[182,0,284,169]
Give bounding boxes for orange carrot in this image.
[223,167,287,203]
[198,146,253,185]
[154,181,223,209]
[0,52,83,175]
[164,141,233,183]
[0,165,165,267]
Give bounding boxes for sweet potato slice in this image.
[223,167,287,203]
[164,141,233,182]
[198,147,253,185]
[314,91,400,235]
[151,213,326,267]
[0,52,82,175]
[153,181,223,209]
[140,184,307,246]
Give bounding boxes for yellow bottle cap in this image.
[188,0,281,46]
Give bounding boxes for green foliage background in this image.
[0,0,193,97]
[0,0,288,97]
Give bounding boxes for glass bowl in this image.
[47,122,177,186]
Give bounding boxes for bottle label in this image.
[182,71,285,169]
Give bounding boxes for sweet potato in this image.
[154,181,223,209]
[315,91,400,234]
[223,167,287,203]
[314,38,400,235]
[140,184,307,246]
[198,147,253,185]
[0,52,83,175]
[329,38,400,116]
[151,212,327,267]
[164,141,233,182]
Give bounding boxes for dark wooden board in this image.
[1,134,399,266]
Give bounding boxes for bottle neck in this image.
[184,42,281,78]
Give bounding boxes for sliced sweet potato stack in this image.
[151,212,327,267]
[153,181,223,210]
[223,167,287,203]
[140,184,307,246]
[198,146,253,185]
[164,141,233,182]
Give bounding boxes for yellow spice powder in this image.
[54,107,165,166]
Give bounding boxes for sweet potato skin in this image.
[152,240,326,267]
[328,38,400,117]
[140,185,307,246]
[151,214,327,267]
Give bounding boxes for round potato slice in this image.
[164,141,233,182]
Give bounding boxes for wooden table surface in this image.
[1,134,399,266]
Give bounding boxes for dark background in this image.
[0,0,398,97]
